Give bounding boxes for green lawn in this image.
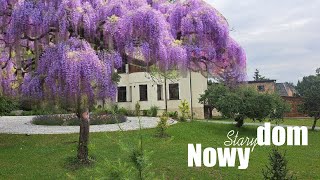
[0,122,319,179]
[203,118,317,127]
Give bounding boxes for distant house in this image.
[247,80,277,94]
[97,62,208,119]
[247,80,305,117]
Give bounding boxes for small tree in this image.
[253,69,268,81]
[156,113,169,138]
[178,100,190,122]
[262,148,295,180]
[296,70,320,130]
[215,87,289,127]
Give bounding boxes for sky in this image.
[206,0,320,84]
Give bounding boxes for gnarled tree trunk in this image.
[77,108,90,163]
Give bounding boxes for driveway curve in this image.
[0,116,177,134]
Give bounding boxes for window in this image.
[139,85,148,101]
[117,87,127,102]
[257,85,265,92]
[157,85,163,100]
[169,83,179,100]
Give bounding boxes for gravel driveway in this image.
[0,116,177,134]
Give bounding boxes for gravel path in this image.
[0,116,177,134]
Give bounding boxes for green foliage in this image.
[262,148,296,180]
[199,83,229,109]
[107,160,133,180]
[296,71,320,130]
[213,86,290,127]
[0,96,17,116]
[32,114,127,126]
[156,113,169,138]
[167,111,178,119]
[178,100,190,122]
[112,72,121,84]
[269,94,291,124]
[148,65,180,82]
[148,106,159,117]
[135,101,141,116]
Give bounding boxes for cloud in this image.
[206,0,320,83]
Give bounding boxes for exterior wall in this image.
[98,69,207,119]
[247,81,276,94]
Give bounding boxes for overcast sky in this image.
[206,0,320,84]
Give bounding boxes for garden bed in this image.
[32,114,127,126]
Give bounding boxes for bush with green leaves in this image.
[156,113,169,138]
[214,86,290,127]
[167,111,178,119]
[262,148,295,180]
[178,100,190,122]
[0,96,17,116]
[32,114,127,126]
[135,101,141,116]
[199,84,229,119]
[148,106,159,117]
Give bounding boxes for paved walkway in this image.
[0,116,177,135]
[198,120,320,130]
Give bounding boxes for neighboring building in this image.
[246,80,305,117]
[97,62,208,119]
[247,80,277,94]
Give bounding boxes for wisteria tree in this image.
[0,0,246,162]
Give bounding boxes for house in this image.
[247,80,277,94]
[97,62,208,119]
[247,80,305,117]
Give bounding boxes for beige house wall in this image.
[97,71,207,119]
[246,82,276,94]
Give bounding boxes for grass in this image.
[202,118,317,128]
[0,121,319,179]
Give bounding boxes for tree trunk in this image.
[312,117,318,131]
[209,106,213,119]
[164,77,168,113]
[235,115,244,128]
[77,109,90,163]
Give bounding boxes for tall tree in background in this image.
[253,69,268,81]
[296,69,320,130]
[0,0,247,162]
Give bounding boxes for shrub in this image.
[148,106,159,117]
[118,107,128,116]
[168,111,178,119]
[0,96,17,116]
[135,102,141,116]
[262,148,295,180]
[156,113,169,138]
[20,108,69,116]
[142,110,148,116]
[178,100,190,122]
[32,114,127,126]
[126,110,136,117]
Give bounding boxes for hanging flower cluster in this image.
[22,38,116,104]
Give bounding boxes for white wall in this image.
[97,70,208,119]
